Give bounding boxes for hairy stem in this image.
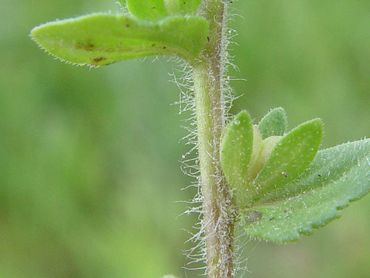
[193,1,235,277]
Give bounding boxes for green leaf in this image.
[31,14,209,66]
[252,119,323,203]
[242,139,370,242]
[258,107,288,139]
[259,136,370,203]
[127,0,201,20]
[220,111,254,205]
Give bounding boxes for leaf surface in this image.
[164,0,202,15]
[242,139,370,242]
[31,14,208,66]
[127,0,167,20]
[127,0,201,20]
[258,107,288,139]
[220,111,254,205]
[252,119,323,203]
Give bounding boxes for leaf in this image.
[242,139,370,242]
[252,119,323,203]
[258,107,288,139]
[127,0,201,20]
[259,137,370,203]
[220,111,254,205]
[31,14,209,66]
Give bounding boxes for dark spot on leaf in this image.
[92,57,106,64]
[76,41,95,51]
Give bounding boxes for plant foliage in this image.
[31,0,370,249]
[220,109,370,242]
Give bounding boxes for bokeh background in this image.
[0,0,369,277]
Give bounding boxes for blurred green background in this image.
[0,0,369,277]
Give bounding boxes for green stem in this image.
[192,1,235,277]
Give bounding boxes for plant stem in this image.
[193,1,234,277]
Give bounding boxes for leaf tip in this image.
[258,107,289,138]
[235,110,252,125]
[302,118,324,139]
[30,24,45,46]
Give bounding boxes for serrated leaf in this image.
[242,139,370,242]
[259,138,370,203]
[221,111,254,205]
[258,107,288,139]
[127,0,201,20]
[252,119,323,203]
[31,14,209,66]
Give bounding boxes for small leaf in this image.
[127,0,201,20]
[31,14,209,66]
[252,119,323,203]
[221,111,254,205]
[242,139,370,242]
[258,107,288,139]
